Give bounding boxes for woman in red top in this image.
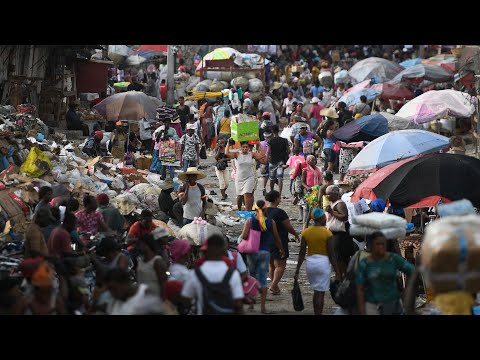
[301,155,323,228]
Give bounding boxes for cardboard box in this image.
[135,157,152,170]
[231,115,259,142]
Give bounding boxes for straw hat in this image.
[271,81,282,91]
[320,107,339,119]
[178,167,206,182]
[115,196,136,216]
[311,97,320,104]
[159,180,176,190]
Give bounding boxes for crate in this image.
[231,115,259,142]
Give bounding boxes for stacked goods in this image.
[231,76,249,90]
[209,79,224,92]
[184,91,224,101]
[421,215,480,294]
[193,80,213,92]
[437,199,475,218]
[230,114,259,142]
[248,78,263,93]
[350,212,407,239]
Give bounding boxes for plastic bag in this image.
[19,147,53,178]
[352,212,407,229]
[291,279,304,311]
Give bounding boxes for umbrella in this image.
[396,89,476,124]
[399,58,422,68]
[351,153,480,208]
[135,45,168,55]
[197,47,242,70]
[126,54,147,65]
[348,129,450,174]
[333,113,388,142]
[93,91,162,121]
[422,54,458,72]
[390,64,454,85]
[379,112,422,131]
[344,79,372,95]
[371,82,414,100]
[338,88,382,107]
[348,57,404,84]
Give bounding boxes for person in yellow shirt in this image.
[311,61,320,82]
[284,64,292,84]
[294,208,336,315]
[218,108,231,142]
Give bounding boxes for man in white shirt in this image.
[139,117,154,151]
[341,178,370,250]
[181,234,244,315]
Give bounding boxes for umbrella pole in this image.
[421,211,424,233]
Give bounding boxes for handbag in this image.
[333,141,341,153]
[291,279,304,311]
[199,144,207,159]
[331,251,361,309]
[237,228,261,254]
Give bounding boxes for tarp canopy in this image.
[396,89,476,124]
[348,57,404,84]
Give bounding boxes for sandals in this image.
[269,288,281,295]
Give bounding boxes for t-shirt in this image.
[286,155,305,179]
[265,207,289,244]
[75,210,104,235]
[295,131,314,148]
[176,105,190,128]
[181,261,244,315]
[158,190,176,214]
[34,201,52,216]
[268,136,289,164]
[251,217,274,252]
[98,206,125,232]
[282,97,295,115]
[180,133,200,161]
[301,226,333,256]
[47,227,72,258]
[25,223,48,258]
[354,103,371,116]
[341,191,370,225]
[169,263,191,283]
[181,184,204,220]
[139,119,153,141]
[128,221,157,239]
[310,104,324,120]
[290,122,311,139]
[310,84,324,98]
[356,253,415,304]
[219,117,231,135]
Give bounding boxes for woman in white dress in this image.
[226,139,267,211]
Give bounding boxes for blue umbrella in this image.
[338,88,382,107]
[348,129,450,173]
[400,58,422,68]
[333,114,388,142]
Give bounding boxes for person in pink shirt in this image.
[286,147,306,196]
[309,97,324,132]
[75,195,108,245]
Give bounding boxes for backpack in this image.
[195,267,235,315]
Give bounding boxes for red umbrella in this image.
[351,156,418,202]
[371,82,414,101]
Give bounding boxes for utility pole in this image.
[166,45,175,106]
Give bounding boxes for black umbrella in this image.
[372,153,480,208]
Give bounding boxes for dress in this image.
[235,153,255,195]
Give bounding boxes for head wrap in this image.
[254,202,267,232]
[168,239,191,263]
[370,199,386,212]
[96,193,109,206]
[310,208,325,220]
[306,155,322,185]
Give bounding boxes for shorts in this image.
[323,148,337,163]
[269,162,285,180]
[260,163,270,177]
[331,231,355,265]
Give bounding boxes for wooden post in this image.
[166,45,175,106]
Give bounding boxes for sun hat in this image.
[271,81,282,90]
[320,107,339,119]
[94,130,104,140]
[159,180,176,190]
[186,123,196,130]
[178,167,206,182]
[311,97,320,104]
[115,196,136,216]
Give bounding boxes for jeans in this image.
[182,159,197,172]
[161,162,175,179]
[247,250,271,288]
